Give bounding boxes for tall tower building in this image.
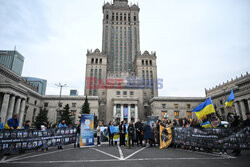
[84,0,158,123]
[102,0,140,72]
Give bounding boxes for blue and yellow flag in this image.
[225,89,235,107]
[192,98,215,120]
[200,121,212,128]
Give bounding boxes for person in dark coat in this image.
[108,121,114,146]
[24,120,31,130]
[128,121,135,148]
[135,119,143,146]
[119,121,126,146]
[143,123,153,147]
[243,113,250,127]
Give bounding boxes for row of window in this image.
[162,104,191,109]
[142,60,153,66]
[106,13,137,22]
[91,58,102,64]
[116,91,134,96]
[162,111,192,119]
[44,102,77,108]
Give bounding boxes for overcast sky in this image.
[0,0,249,97]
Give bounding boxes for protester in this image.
[228,111,240,156]
[108,121,114,146]
[135,119,143,146]
[128,121,135,148]
[119,121,126,146]
[151,122,157,147]
[24,120,31,129]
[96,122,102,146]
[5,114,19,129]
[0,117,4,129]
[243,113,250,127]
[143,122,153,147]
[58,120,67,128]
[75,121,81,148]
[58,120,67,149]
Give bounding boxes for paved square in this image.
[0,144,249,167]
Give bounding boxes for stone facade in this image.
[205,72,250,121]
[0,64,99,127]
[84,0,159,124]
[149,97,205,121]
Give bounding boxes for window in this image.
[34,100,37,106]
[91,58,94,64]
[72,103,76,108]
[174,111,179,119]
[142,60,144,65]
[95,58,98,64]
[106,14,109,20]
[187,104,191,110]
[44,102,48,107]
[100,58,102,64]
[150,60,152,66]
[116,91,120,96]
[27,97,29,103]
[220,100,223,105]
[130,91,134,96]
[123,91,127,96]
[146,60,148,66]
[174,104,179,109]
[162,104,166,109]
[134,16,136,21]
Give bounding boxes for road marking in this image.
[1,156,7,161]
[0,157,230,164]
[175,149,236,159]
[6,152,34,162]
[117,146,124,160]
[91,148,120,160]
[124,146,147,160]
[5,148,74,162]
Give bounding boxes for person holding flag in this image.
[192,97,216,120]
[225,89,235,107]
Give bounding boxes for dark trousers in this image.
[109,134,113,146]
[128,134,134,148]
[97,136,100,145]
[136,132,143,146]
[120,133,125,146]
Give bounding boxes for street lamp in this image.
[55,83,67,122]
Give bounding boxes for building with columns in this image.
[205,72,250,121]
[84,0,159,124]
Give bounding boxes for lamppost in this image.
[55,83,67,123]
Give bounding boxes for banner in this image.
[100,127,108,142]
[80,114,94,147]
[0,128,77,153]
[173,127,250,150]
[159,125,172,149]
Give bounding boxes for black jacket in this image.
[128,124,134,135]
[119,124,126,134]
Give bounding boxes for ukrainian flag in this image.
[200,121,212,128]
[225,89,235,107]
[192,98,215,120]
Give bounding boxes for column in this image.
[14,97,21,115]
[113,105,116,121]
[19,99,26,128]
[121,104,124,121]
[240,101,247,120]
[234,102,241,118]
[248,99,250,113]
[128,105,131,123]
[135,105,138,122]
[0,93,10,124]
[6,95,16,120]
